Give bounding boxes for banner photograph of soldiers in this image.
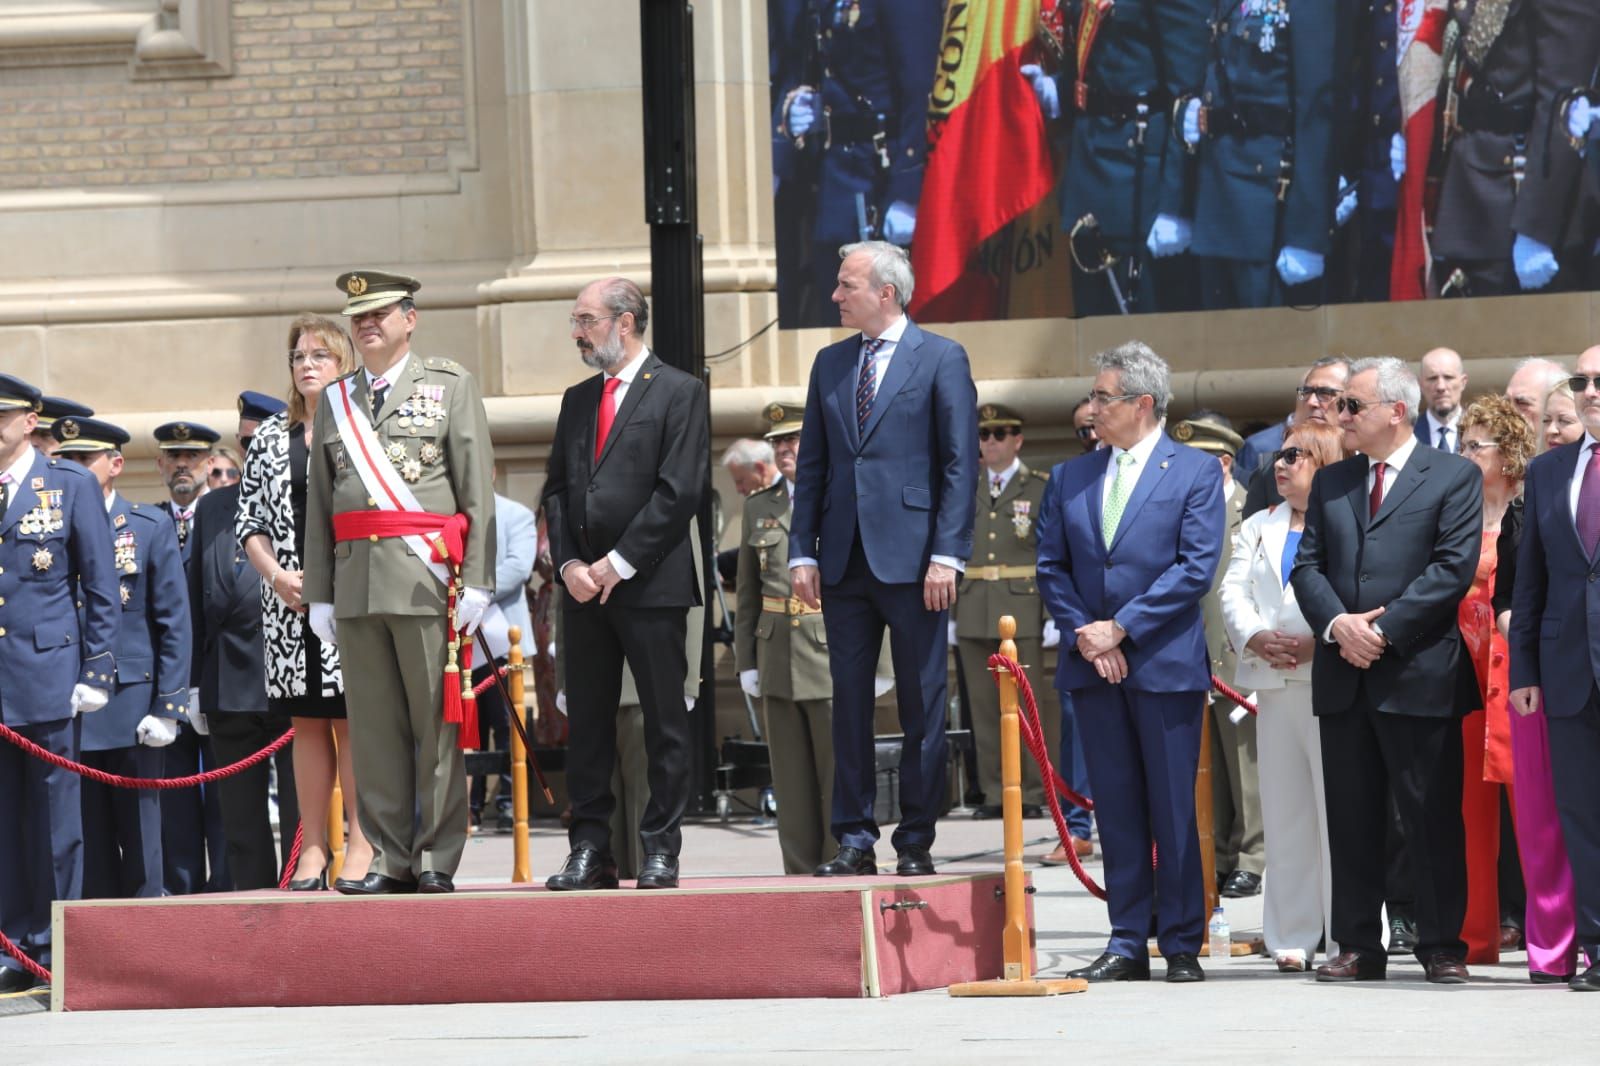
[770,0,1600,326]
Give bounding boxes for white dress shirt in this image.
[1,444,36,508]
[1423,409,1461,453]
[987,457,1020,498]
[560,347,652,582]
[365,351,410,397]
[1100,424,1164,512]
[1568,433,1600,524]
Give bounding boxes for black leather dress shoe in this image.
[1021,804,1044,819]
[545,845,620,891]
[1220,870,1262,898]
[1068,952,1150,982]
[1387,913,1418,955]
[1165,953,1205,983]
[0,967,40,994]
[1424,954,1470,984]
[815,846,877,876]
[1570,963,1600,991]
[286,865,328,892]
[1530,970,1574,985]
[1316,951,1386,982]
[418,871,455,894]
[896,846,937,877]
[333,873,417,896]
[636,854,680,889]
[970,805,1003,820]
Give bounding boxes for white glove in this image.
[786,90,820,138]
[1390,132,1406,184]
[873,675,894,698]
[1275,245,1325,286]
[308,603,338,647]
[185,687,209,736]
[1182,98,1202,146]
[136,715,180,748]
[1569,97,1594,141]
[1042,619,1061,649]
[456,586,492,635]
[1335,175,1357,228]
[555,689,567,714]
[1019,63,1060,120]
[685,696,696,712]
[883,199,917,246]
[70,683,109,716]
[1145,214,1193,258]
[948,620,959,647]
[1513,232,1560,291]
[739,669,761,698]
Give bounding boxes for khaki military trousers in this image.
[1211,697,1265,876]
[959,636,1059,807]
[763,695,837,874]
[339,614,467,881]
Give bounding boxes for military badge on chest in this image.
[19,490,64,538]
[1011,500,1032,540]
[397,386,446,431]
[1239,0,1289,53]
[114,529,138,575]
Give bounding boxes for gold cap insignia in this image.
[59,419,80,440]
[980,404,997,421]
[346,274,368,296]
[173,423,191,441]
[1172,421,1194,442]
[765,403,785,424]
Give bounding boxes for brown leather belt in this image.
[762,595,822,616]
[968,565,1037,582]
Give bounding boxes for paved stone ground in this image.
[3,812,1593,1063]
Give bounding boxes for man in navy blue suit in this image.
[0,374,118,994]
[1511,343,1600,991]
[1036,342,1225,984]
[790,240,977,878]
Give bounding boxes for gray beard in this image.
[581,332,627,373]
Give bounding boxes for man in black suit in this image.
[540,277,708,891]
[190,392,299,890]
[1291,356,1482,985]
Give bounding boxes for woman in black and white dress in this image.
[238,313,373,889]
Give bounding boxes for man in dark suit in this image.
[1241,356,1350,519]
[190,391,299,890]
[1291,356,1482,984]
[1415,348,1467,452]
[1036,342,1225,984]
[790,240,977,878]
[541,276,708,891]
[1511,343,1600,991]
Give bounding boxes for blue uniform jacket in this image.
[0,450,117,725]
[1036,433,1225,693]
[84,494,189,751]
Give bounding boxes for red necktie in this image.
[594,376,622,462]
[1368,460,1386,519]
[1577,445,1600,557]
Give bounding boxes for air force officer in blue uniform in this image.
[1036,342,1225,984]
[0,374,118,994]
[55,417,190,900]
[790,241,977,878]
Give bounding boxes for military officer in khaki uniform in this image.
[954,404,1060,820]
[1176,412,1264,898]
[736,401,840,875]
[303,270,496,896]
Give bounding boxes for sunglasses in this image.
[978,427,1015,442]
[1074,425,1097,441]
[1296,385,1342,401]
[1273,446,1310,467]
[1568,375,1600,394]
[1336,397,1388,416]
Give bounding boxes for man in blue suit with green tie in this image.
[1036,341,1225,984]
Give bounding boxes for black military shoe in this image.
[814,846,877,876]
[636,854,680,889]
[1067,952,1151,982]
[545,844,620,891]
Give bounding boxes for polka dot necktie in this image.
[856,338,884,434]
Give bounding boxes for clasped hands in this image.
[1329,607,1387,669]
[1244,629,1316,671]
[1076,619,1128,684]
[565,557,625,605]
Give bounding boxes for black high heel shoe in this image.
[286,866,328,892]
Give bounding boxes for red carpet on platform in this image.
[52,873,1024,1011]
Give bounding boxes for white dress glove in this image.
[555,689,567,714]
[1275,246,1326,286]
[1335,175,1357,227]
[1042,619,1061,649]
[786,90,820,138]
[873,675,895,698]
[1513,232,1560,291]
[1182,98,1202,146]
[1390,132,1406,184]
[1019,63,1060,120]
[1569,97,1594,141]
[456,586,492,635]
[308,603,338,647]
[883,199,917,246]
[185,687,209,736]
[739,669,761,698]
[1145,214,1193,258]
[136,715,180,748]
[71,683,109,716]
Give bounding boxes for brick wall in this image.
[0,0,469,188]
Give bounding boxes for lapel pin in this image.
[642,373,653,380]
[30,477,43,489]
[1159,461,1169,469]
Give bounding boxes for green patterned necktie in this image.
[1102,451,1135,542]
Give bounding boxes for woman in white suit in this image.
[1220,420,1346,971]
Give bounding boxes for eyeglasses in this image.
[1273,446,1310,466]
[1074,424,1098,441]
[569,313,620,332]
[288,349,337,367]
[1088,390,1139,407]
[208,467,241,485]
[1461,439,1499,455]
[1296,385,1343,402]
[1568,375,1600,394]
[1336,396,1390,416]
[978,427,1015,442]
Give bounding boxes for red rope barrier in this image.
[277,821,307,891]
[0,928,52,987]
[1211,674,1258,716]
[0,722,294,790]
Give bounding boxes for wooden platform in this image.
[51,872,1024,1012]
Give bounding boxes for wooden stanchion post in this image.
[950,616,1087,998]
[328,735,347,883]
[508,626,532,883]
[1197,700,1218,923]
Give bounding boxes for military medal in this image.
[386,442,407,466]
[115,530,138,574]
[418,442,442,466]
[401,458,423,483]
[1011,500,1032,540]
[32,547,52,572]
[120,583,131,605]
[1241,0,1288,54]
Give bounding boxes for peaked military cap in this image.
[977,402,1023,428]
[53,416,130,453]
[238,390,288,422]
[762,400,805,439]
[1172,415,1243,457]
[0,373,42,413]
[336,269,421,317]
[36,396,94,430]
[153,421,221,452]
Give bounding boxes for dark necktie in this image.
[1577,445,1600,557]
[595,376,622,462]
[856,337,885,433]
[1369,460,1386,519]
[0,473,10,515]
[371,376,390,417]
[1438,424,1451,452]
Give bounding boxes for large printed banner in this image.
[769,0,1600,328]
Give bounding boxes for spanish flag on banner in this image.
[1391,0,1449,300]
[910,1,1058,322]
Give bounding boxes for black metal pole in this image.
[640,0,715,811]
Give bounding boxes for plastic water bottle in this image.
[1209,905,1231,962]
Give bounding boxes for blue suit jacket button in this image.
[855,457,863,466]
